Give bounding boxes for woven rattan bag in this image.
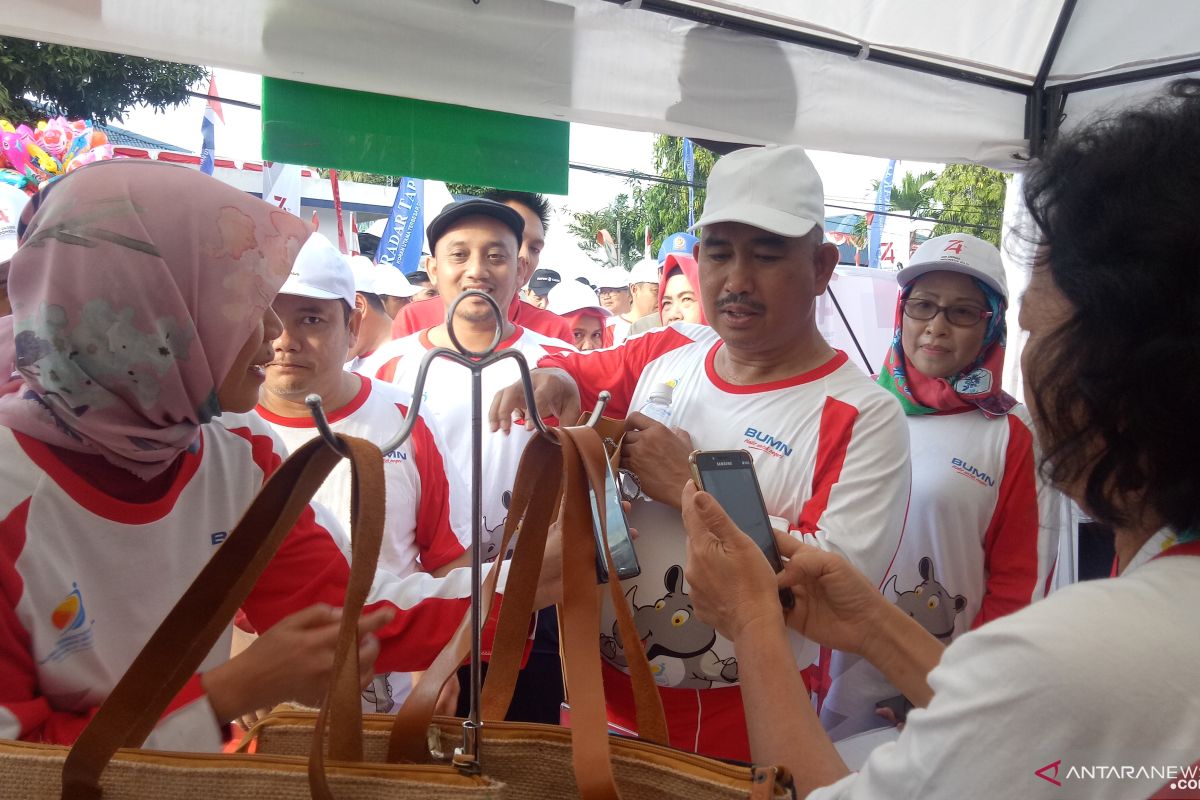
[0,435,501,800]
[245,427,793,800]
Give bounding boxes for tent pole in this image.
[1027,0,1079,157]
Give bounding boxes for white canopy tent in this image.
[5,1,1198,167]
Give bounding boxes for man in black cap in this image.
[371,199,577,725]
[523,267,561,309]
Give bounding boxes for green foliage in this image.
[888,170,937,218]
[567,135,715,264]
[566,192,648,266]
[315,168,398,186]
[928,164,1009,246]
[640,136,715,255]
[0,37,205,124]
[444,183,493,198]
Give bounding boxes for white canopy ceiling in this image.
[7,0,1198,168]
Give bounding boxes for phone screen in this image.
[693,452,783,572]
[590,459,640,583]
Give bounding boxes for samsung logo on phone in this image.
[744,427,793,457]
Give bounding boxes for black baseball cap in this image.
[426,198,524,253]
[528,268,561,296]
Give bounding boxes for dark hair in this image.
[481,189,551,234]
[1022,79,1200,533]
[357,291,387,316]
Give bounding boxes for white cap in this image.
[597,267,630,290]
[897,234,1008,300]
[691,145,824,238]
[373,266,421,298]
[548,280,613,317]
[629,257,660,286]
[280,233,356,306]
[0,184,31,262]
[348,254,377,294]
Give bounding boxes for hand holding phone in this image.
[590,457,641,584]
[689,450,795,611]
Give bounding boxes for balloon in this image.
[0,132,31,175]
[0,169,28,190]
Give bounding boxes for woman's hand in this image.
[681,481,785,642]
[773,533,890,657]
[203,603,394,722]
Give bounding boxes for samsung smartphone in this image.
[689,450,794,609]
[590,457,641,584]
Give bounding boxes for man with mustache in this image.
[490,146,911,760]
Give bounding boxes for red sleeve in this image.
[0,499,211,744]
[391,297,443,339]
[972,415,1041,628]
[406,406,466,573]
[375,354,402,384]
[226,418,509,672]
[512,301,574,346]
[535,326,696,418]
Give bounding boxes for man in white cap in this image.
[490,145,910,759]
[345,254,396,370]
[255,231,471,713]
[374,267,422,320]
[625,257,661,328]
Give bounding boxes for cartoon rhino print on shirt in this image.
[481,490,512,560]
[884,556,967,642]
[600,565,738,689]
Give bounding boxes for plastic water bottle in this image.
[638,382,674,426]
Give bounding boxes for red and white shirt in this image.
[375,326,574,559]
[0,413,512,749]
[537,323,910,736]
[255,374,469,577]
[820,405,1055,739]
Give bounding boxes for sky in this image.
[119,67,941,277]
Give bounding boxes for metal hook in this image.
[303,288,612,769]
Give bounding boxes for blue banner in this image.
[683,137,696,229]
[375,177,424,274]
[868,159,896,268]
[199,108,217,176]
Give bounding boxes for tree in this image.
[565,192,649,267]
[928,164,1009,247]
[314,168,398,187]
[887,170,937,219]
[444,183,493,198]
[0,37,205,124]
[639,136,716,256]
[566,135,716,264]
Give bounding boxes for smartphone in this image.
[689,450,794,610]
[590,457,641,584]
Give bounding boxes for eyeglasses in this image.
[902,298,993,328]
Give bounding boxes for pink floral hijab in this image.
[0,160,310,478]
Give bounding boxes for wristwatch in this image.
[617,468,645,502]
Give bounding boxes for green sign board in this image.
[262,77,569,194]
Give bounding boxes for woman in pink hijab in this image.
[0,161,551,751]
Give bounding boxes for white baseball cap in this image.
[373,266,421,298]
[897,234,1008,300]
[597,267,630,290]
[280,233,356,306]
[691,145,824,238]
[348,254,377,295]
[629,257,660,286]
[548,280,613,317]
